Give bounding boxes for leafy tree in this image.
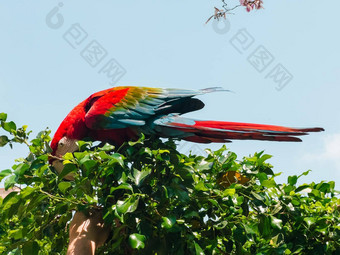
[0,112,339,254]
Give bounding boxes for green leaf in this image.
[133,168,151,186]
[14,163,29,176]
[270,216,282,229]
[196,159,212,171]
[85,194,97,204]
[2,191,20,210]
[111,236,124,250]
[74,152,86,161]
[31,138,41,146]
[316,182,331,193]
[4,175,16,190]
[2,121,17,133]
[291,199,300,206]
[116,196,139,215]
[162,185,169,198]
[7,248,20,255]
[295,184,311,193]
[0,169,12,181]
[58,182,72,194]
[257,172,268,183]
[9,228,23,240]
[26,193,47,211]
[208,199,219,207]
[271,203,282,215]
[0,112,7,121]
[128,134,145,146]
[77,140,92,151]
[309,189,321,198]
[155,149,169,154]
[20,186,37,198]
[0,135,9,147]
[288,175,298,186]
[194,241,205,255]
[262,179,276,188]
[251,191,264,201]
[63,152,74,160]
[243,223,258,235]
[183,210,200,219]
[195,181,208,191]
[129,233,146,249]
[304,217,315,227]
[284,185,294,194]
[109,153,124,167]
[214,220,228,230]
[139,147,152,156]
[284,249,292,255]
[223,188,236,196]
[259,216,271,237]
[161,216,176,229]
[22,241,39,255]
[258,154,272,165]
[298,170,311,178]
[58,164,77,179]
[110,183,133,193]
[328,181,335,190]
[99,143,115,151]
[82,159,97,172]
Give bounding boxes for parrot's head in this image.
[50,135,79,157]
[49,106,89,180]
[49,101,90,180]
[50,136,79,180]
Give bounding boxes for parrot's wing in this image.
[84,86,224,130]
[84,86,324,143]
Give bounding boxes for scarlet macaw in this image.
[50,86,323,178]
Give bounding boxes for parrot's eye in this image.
[58,137,68,148]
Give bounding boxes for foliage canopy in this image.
[0,112,339,254]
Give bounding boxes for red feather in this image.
[50,86,324,158]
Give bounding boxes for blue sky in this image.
[1,0,339,188]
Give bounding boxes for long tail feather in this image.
[153,116,324,143]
